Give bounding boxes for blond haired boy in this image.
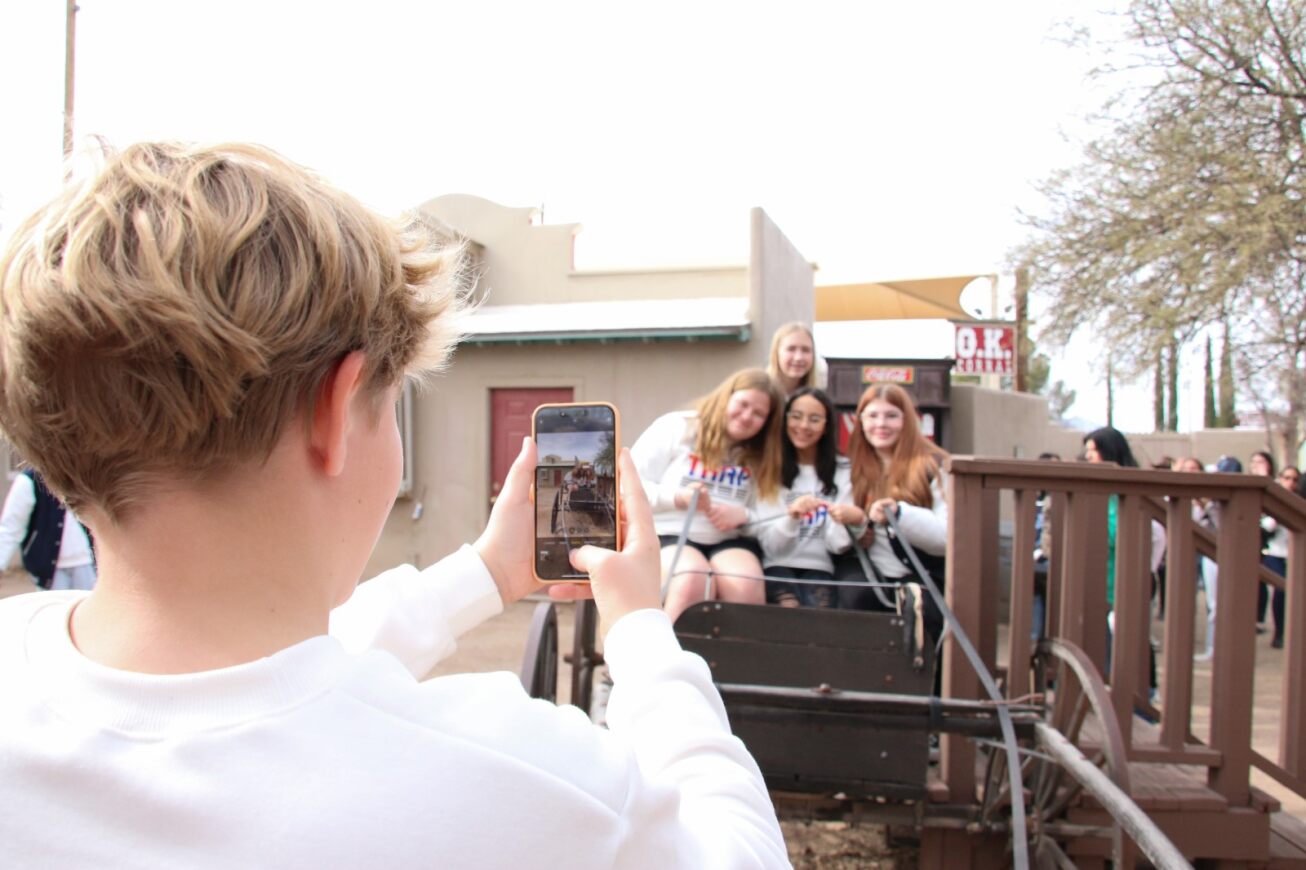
[0,143,786,868]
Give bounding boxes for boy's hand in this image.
[564,448,661,640]
[474,436,542,605]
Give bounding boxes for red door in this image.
[490,387,573,511]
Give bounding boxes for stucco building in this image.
[366,195,815,574]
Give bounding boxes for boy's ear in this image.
[310,351,368,477]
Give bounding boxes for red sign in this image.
[862,365,915,385]
[954,324,1013,375]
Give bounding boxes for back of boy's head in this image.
[0,141,464,521]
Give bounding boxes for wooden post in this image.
[978,485,1000,671]
[941,467,991,799]
[1207,489,1261,804]
[1045,491,1065,640]
[1283,526,1306,778]
[1161,498,1197,750]
[1058,491,1109,670]
[1007,489,1038,698]
[1109,494,1150,751]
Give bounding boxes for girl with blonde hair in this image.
[632,368,785,620]
[766,322,819,395]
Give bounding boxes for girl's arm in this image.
[824,465,855,552]
[630,413,693,513]
[895,470,948,556]
[754,492,801,560]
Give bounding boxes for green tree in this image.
[1014,0,1306,455]
[594,430,616,477]
[1026,351,1051,395]
[1048,381,1078,421]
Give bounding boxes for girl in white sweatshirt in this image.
[828,383,949,641]
[631,369,784,621]
[756,388,851,608]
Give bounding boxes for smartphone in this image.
[532,402,621,582]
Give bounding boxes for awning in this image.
[815,275,993,322]
[461,297,751,345]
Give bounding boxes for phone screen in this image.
[533,404,619,581]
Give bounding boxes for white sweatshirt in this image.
[756,462,853,573]
[0,472,94,570]
[0,545,788,869]
[860,471,949,580]
[1262,515,1289,559]
[632,411,760,544]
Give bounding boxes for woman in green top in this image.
[1082,426,1140,610]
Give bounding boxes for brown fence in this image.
[938,457,1306,814]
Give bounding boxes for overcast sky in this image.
[3,0,1176,432]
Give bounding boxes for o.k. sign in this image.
[954,323,1013,375]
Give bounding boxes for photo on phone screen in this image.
[534,404,618,580]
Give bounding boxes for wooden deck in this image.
[927,457,1306,868]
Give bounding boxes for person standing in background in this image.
[0,468,96,591]
[1253,452,1294,650]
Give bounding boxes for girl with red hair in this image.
[827,384,949,629]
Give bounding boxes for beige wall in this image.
[950,386,1083,460]
[950,384,1271,466]
[419,194,748,305]
[749,207,816,345]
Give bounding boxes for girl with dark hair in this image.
[1082,426,1139,468]
[631,368,785,621]
[756,388,851,608]
[1084,427,1166,680]
[1082,426,1139,613]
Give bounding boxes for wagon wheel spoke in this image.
[1036,690,1091,814]
[1032,832,1078,870]
[980,741,1015,822]
[1042,747,1105,824]
[1024,639,1133,862]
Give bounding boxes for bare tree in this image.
[1014,0,1305,457]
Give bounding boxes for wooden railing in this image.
[939,457,1306,811]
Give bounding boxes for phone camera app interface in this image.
[535,406,617,579]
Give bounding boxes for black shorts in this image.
[657,534,764,563]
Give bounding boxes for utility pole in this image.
[1014,266,1029,392]
[63,0,78,172]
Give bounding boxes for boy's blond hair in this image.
[0,141,464,520]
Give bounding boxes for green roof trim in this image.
[462,325,751,346]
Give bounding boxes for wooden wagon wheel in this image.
[979,638,1133,868]
[518,601,559,703]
